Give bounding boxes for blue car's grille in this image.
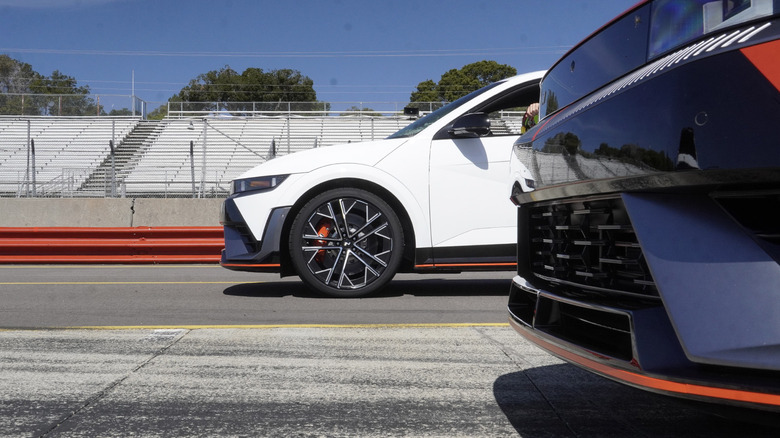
[527,196,659,299]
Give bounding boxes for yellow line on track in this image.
[2,323,510,331]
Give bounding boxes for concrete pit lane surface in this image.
[0,266,777,436]
[1,327,778,437]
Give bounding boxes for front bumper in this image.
[508,275,780,412]
[219,197,289,272]
[508,183,780,411]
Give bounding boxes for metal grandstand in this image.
[0,113,413,198]
[1,107,527,199]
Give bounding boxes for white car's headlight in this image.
[231,174,289,195]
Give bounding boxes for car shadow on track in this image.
[493,365,780,437]
[223,278,512,299]
[380,278,511,297]
[222,281,318,298]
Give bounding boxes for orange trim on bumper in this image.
[510,319,780,409]
[220,263,281,268]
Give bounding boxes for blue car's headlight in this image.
[231,174,289,195]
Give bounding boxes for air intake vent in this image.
[528,197,658,299]
[536,294,634,361]
[716,191,780,262]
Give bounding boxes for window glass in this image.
[538,4,650,120]
[387,82,502,139]
[649,0,778,59]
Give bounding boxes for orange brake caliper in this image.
[314,223,330,262]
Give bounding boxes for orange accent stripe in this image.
[741,40,780,92]
[221,263,281,268]
[510,319,780,408]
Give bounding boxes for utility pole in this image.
[131,70,135,117]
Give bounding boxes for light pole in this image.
[201,120,207,198]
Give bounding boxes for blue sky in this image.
[0,0,639,112]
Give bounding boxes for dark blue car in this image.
[508,0,780,411]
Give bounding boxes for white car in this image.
[221,71,544,297]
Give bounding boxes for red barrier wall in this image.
[0,227,224,263]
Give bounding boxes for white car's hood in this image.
[237,137,409,178]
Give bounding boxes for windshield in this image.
[386,81,503,139]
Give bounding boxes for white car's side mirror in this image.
[449,113,490,138]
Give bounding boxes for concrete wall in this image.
[0,199,223,227]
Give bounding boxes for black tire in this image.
[289,188,404,297]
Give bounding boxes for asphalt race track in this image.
[1,266,777,437]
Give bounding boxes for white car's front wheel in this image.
[289,188,404,297]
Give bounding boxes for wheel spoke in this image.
[350,212,383,240]
[336,250,380,289]
[353,245,390,268]
[336,198,353,236]
[302,235,341,242]
[302,246,341,259]
[327,203,345,238]
[349,250,381,276]
[305,246,343,285]
[352,221,388,245]
[336,252,351,289]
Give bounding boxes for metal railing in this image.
[166,101,445,119]
[0,94,149,118]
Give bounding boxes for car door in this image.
[428,82,539,263]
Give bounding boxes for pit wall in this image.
[0,199,224,227]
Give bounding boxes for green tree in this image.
[173,66,324,114]
[408,79,442,112]
[147,105,168,120]
[0,55,99,115]
[30,70,99,116]
[408,60,517,109]
[0,55,41,115]
[109,108,134,116]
